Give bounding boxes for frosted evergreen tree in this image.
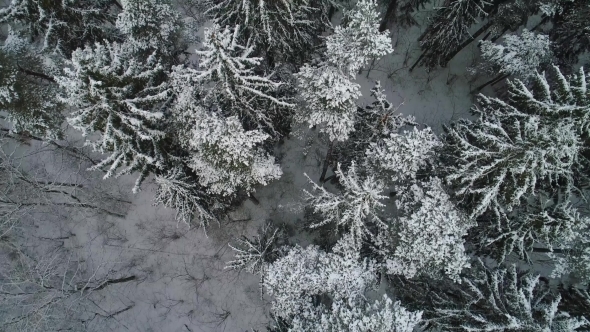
[0,0,118,55]
[559,285,590,324]
[226,222,283,274]
[295,0,392,142]
[116,0,185,60]
[476,196,590,264]
[444,67,588,223]
[265,240,423,331]
[205,0,329,62]
[384,177,474,282]
[443,66,590,260]
[303,162,388,250]
[549,0,590,69]
[226,222,284,296]
[334,81,416,169]
[185,111,282,197]
[475,29,552,91]
[153,167,217,229]
[0,28,63,139]
[55,42,170,193]
[398,260,588,331]
[295,63,361,141]
[546,209,590,282]
[358,107,471,280]
[325,0,393,76]
[365,126,441,183]
[192,24,293,132]
[410,0,489,70]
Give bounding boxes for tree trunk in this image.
[379,0,398,32]
[249,195,260,205]
[409,50,428,72]
[532,247,568,254]
[365,58,376,78]
[17,64,55,82]
[530,16,549,32]
[86,275,136,292]
[319,141,334,182]
[0,129,99,165]
[328,5,336,21]
[472,73,509,93]
[490,27,509,43]
[112,0,123,10]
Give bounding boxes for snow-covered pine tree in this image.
[321,294,423,332]
[116,0,184,61]
[325,0,393,76]
[295,0,393,142]
[397,260,588,331]
[153,167,218,229]
[226,222,283,274]
[475,195,590,264]
[549,0,590,70]
[333,81,415,169]
[384,177,474,282]
[353,100,471,280]
[546,208,590,282]
[443,66,590,260]
[410,0,489,70]
[485,0,534,43]
[303,162,388,250]
[185,110,282,197]
[226,222,284,296]
[295,63,361,141]
[365,125,440,183]
[444,70,583,222]
[476,29,552,91]
[55,42,171,193]
[265,240,423,331]
[192,24,294,133]
[559,285,590,324]
[0,0,118,55]
[396,0,438,26]
[0,28,63,139]
[205,0,329,63]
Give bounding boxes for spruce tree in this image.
[384,177,474,282]
[303,162,388,250]
[190,24,294,133]
[205,0,329,63]
[296,63,362,142]
[475,29,552,92]
[442,66,590,260]
[116,0,185,61]
[0,0,118,56]
[0,29,63,139]
[396,260,589,331]
[55,42,171,193]
[410,0,489,70]
[265,239,423,331]
[295,0,393,142]
[184,110,282,197]
[325,0,393,76]
[549,0,590,70]
[333,81,415,170]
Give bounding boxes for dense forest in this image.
[1,0,590,331]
